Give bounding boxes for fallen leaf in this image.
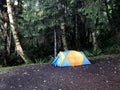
[106,80,109,83]
[18,85,22,87]
[33,86,38,90]
[43,80,46,83]
[23,72,30,75]
[114,71,117,74]
[58,89,62,90]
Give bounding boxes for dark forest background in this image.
[0,0,120,66]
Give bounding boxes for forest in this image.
[0,0,120,66]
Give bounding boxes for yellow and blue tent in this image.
[52,50,91,67]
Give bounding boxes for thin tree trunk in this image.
[53,2,57,57]
[54,28,57,57]
[61,23,68,50]
[6,0,33,64]
[92,12,99,51]
[75,1,83,50]
[74,1,79,50]
[4,27,8,66]
[0,25,7,66]
[2,12,8,66]
[75,14,79,50]
[92,31,97,51]
[104,0,112,30]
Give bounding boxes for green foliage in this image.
[103,45,120,54]
[18,0,120,57]
[78,0,108,30]
[8,53,23,66]
[35,58,45,64]
[85,44,120,57]
[1,0,119,66]
[35,56,54,64]
[84,49,102,57]
[17,0,65,61]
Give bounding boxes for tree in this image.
[57,0,68,50]
[0,0,9,66]
[1,0,119,66]
[6,0,33,64]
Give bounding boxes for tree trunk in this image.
[54,28,57,57]
[61,23,68,51]
[6,0,33,64]
[104,0,112,30]
[92,12,99,51]
[2,11,9,66]
[0,0,12,66]
[92,31,97,51]
[58,0,68,51]
[0,22,9,66]
[0,27,7,66]
[74,1,84,50]
[4,28,8,66]
[75,13,78,50]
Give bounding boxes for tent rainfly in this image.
[52,50,91,67]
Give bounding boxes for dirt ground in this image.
[0,55,120,90]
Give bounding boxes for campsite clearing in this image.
[0,55,120,90]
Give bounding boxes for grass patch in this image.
[0,64,35,75]
[89,53,120,60]
[0,66,13,74]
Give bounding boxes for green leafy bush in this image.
[84,49,102,57]
[103,45,120,54]
[35,56,54,64]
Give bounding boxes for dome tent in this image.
[52,50,91,67]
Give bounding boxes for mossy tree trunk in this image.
[6,0,33,64]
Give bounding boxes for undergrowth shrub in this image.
[84,49,102,57]
[35,56,54,64]
[103,45,120,54]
